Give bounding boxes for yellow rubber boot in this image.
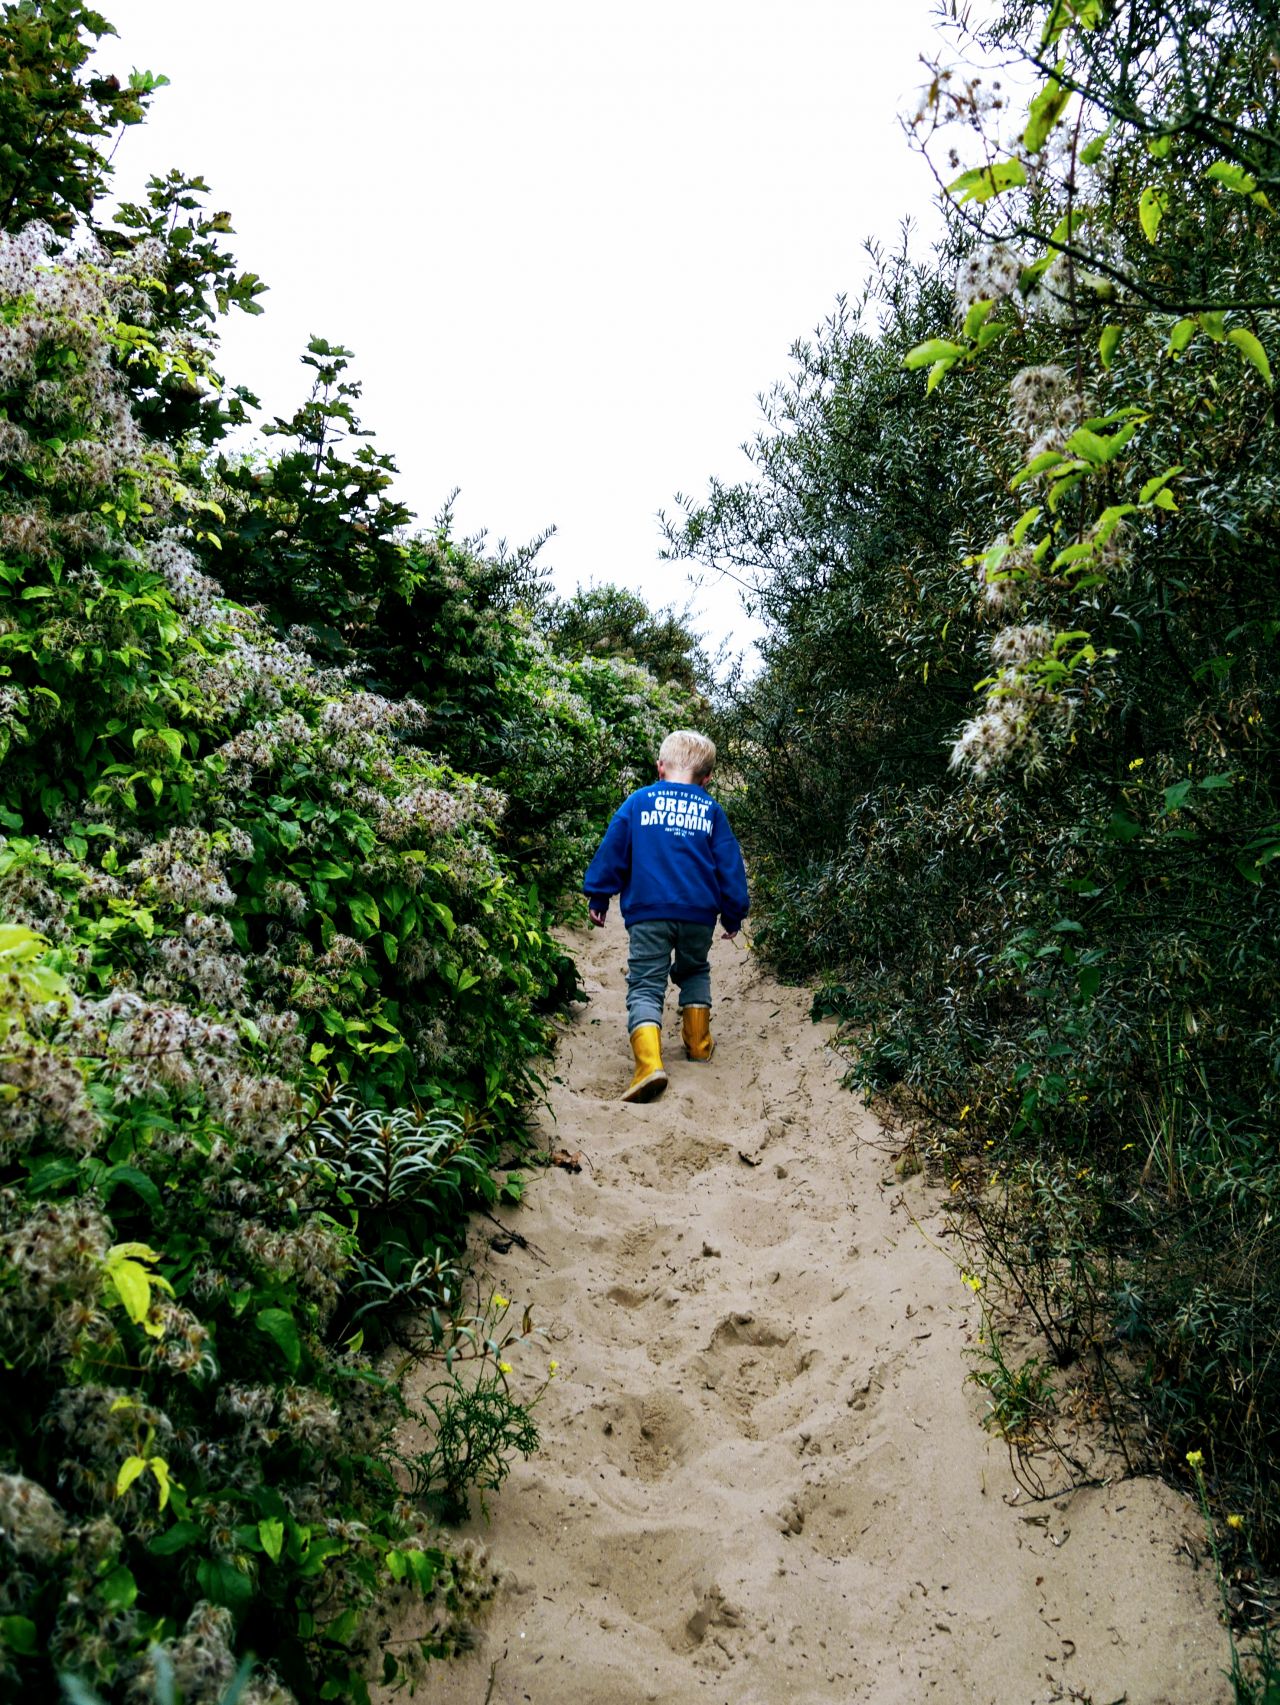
[681,1005,715,1062]
[622,1023,668,1103]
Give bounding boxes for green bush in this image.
[0,7,694,1698]
[673,0,1280,1558]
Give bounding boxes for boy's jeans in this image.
[626,919,715,1032]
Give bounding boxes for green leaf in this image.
[1098,324,1122,368]
[926,357,957,394]
[1041,0,1101,47]
[962,299,995,340]
[0,1616,37,1656]
[1227,327,1272,386]
[1163,780,1193,813]
[258,1517,285,1563]
[102,1164,161,1210]
[1146,134,1173,159]
[1205,160,1258,195]
[101,1565,138,1610]
[904,338,964,371]
[948,158,1027,204]
[1011,507,1042,545]
[1138,185,1168,243]
[1139,465,1183,504]
[404,1549,438,1593]
[1079,127,1111,166]
[256,1307,301,1373]
[1010,450,1066,489]
[197,1556,254,1613]
[347,892,380,937]
[323,1607,361,1646]
[1024,68,1071,154]
[1064,420,1138,464]
[149,1520,203,1556]
[1167,317,1196,355]
[1106,810,1143,844]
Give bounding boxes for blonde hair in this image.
[659,729,716,779]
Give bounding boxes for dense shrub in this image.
[672,0,1280,1557]
[0,7,695,1699]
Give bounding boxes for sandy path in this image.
[394,915,1230,1704]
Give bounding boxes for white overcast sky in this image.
[99,1,945,661]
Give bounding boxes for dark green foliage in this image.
[539,582,714,695]
[675,0,1280,1561]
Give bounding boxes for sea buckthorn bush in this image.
[0,6,697,1698]
[671,0,1280,1563]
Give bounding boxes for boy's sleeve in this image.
[583,800,633,916]
[711,810,750,931]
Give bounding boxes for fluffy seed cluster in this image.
[954,242,1024,314]
[1009,363,1089,462]
[0,225,171,536]
[0,1471,69,1559]
[132,1601,298,1705]
[950,668,1068,779]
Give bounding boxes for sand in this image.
[386,914,1231,1704]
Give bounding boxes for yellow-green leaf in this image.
[1138,185,1168,243]
[948,159,1027,205]
[1079,127,1110,166]
[1227,327,1273,386]
[150,1458,174,1511]
[1098,324,1122,369]
[116,1456,148,1499]
[904,338,964,371]
[107,1258,153,1325]
[1205,160,1266,205]
[1024,69,1071,154]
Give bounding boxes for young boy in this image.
[583,729,749,1102]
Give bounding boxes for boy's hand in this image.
[588,906,608,928]
[720,928,738,941]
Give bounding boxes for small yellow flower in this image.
[1128,757,1144,770]
[962,1272,984,1293]
[498,1361,512,1375]
[959,1104,971,1121]
[548,1360,559,1374]
[1186,1449,1204,1469]
[493,1294,510,1311]
[1226,1514,1244,1530]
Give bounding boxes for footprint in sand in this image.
[694,1312,810,1437]
[786,1437,907,1560]
[670,1582,745,1655]
[596,1390,695,1483]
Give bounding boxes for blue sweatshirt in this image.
[583,781,750,931]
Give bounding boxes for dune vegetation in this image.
[0,4,703,1698]
[669,0,1280,1660]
